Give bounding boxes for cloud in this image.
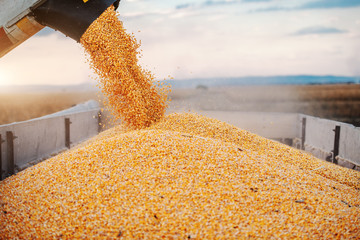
[253,6,289,12]
[176,4,193,10]
[120,9,173,20]
[174,0,243,10]
[126,0,241,19]
[124,0,275,20]
[300,0,360,9]
[293,26,347,36]
[202,0,236,6]
[242,0,272,2]
[254,0,360,12]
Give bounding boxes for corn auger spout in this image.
[0,0,120,58]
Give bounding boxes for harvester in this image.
[0,0,120,58]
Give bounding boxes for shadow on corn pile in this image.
[1,113,359,239]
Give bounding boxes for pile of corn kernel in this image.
[80,6,170,129]
[1,113,359,239]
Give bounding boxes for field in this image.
[169,83,360,127]
[0,92,97,125]
[1,84,360,126]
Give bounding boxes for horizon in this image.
[0,0,360,86]
[0,75,359,92]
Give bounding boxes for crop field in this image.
[169,83,360,127]
[1,83,360,127]
[0,92,98,125]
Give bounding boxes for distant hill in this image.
[1,75,359,93]
[164,75,360,88]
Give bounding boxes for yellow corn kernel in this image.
[1,113,359,239]
[80,6,170,130]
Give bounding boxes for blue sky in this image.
[0,0,359,85]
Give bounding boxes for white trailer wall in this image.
[202,111,359,168]
[201,111,299,139]
[0,101,100,179]
[299,114,360,167]
[1,109,359,180]
[339,126,360,166]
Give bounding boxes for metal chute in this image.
[0,0,120,58]
[32,0,120,42]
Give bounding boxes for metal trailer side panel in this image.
[338,126,360,166]
[201,111,299,139]
[63,110,100,147]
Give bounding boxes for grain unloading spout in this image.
[0,0,120,58]
[32,0,120,42]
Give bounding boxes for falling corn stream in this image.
[80,6,170,130]
[1,6,360,240]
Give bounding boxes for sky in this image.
[0,0,360,86]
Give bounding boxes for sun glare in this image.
[0,69,10,86]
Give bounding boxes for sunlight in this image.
[0,69,9,85]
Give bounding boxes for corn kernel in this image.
[1,113,359,239]
[80,6,170,130]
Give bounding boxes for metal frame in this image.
[65,118,72,149]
